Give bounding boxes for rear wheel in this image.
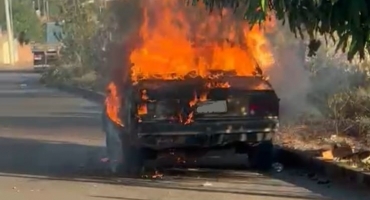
[248,141,273,171]
[120,144,145,177]
[106,131,145,177]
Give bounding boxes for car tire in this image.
[105,127,144,177]
[120,144,145,177]
[248,140,273,171]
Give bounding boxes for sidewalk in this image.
[0,63,33,72]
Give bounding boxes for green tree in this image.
[192,0,370,61]
[0,0,45,43]
[12,0,44,43]
[54,0,104,71]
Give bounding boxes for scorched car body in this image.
[110,74,279,175]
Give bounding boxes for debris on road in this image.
[19,83,27,88]
[12,186,20,192]
[361,154,370,165]
[317,179,331,185]
[151,171,164,179]
[201,181,213,187]
[272,162,284,172]
[100,157,110,163]
[294,170,332,187]
[141,169,164,179]
[317,142,370,170]
[338,150,370,170]
[321,143,353,160]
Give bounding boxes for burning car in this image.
[105,70,279,175]
[103,0,279,175]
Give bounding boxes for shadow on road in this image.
[0,115,100,129]
[0,137,104,177]
[90,197,144,200]
[0,136,355,200]
[0,69,35,73]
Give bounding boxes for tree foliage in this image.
[41,0,105,89]
[0,0,44,43]
[54,0,101,66]
[44,0,112,88]
[0,0,67,43]
[191,0,370,61]
[12,0,44,43]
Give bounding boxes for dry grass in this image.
[275,119,370,151]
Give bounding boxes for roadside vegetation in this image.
[41,0,370,168]
[0,1,44,43]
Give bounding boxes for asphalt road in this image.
[0,72,369,200]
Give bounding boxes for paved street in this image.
[0,72,369,200]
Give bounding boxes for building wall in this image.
[0,32,33,66]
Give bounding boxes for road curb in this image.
[276,147,370,187]
[54,83,370,188]
[51,84,105,104]
[0,69,36,73]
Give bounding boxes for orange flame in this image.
[105,82,124,126]
[129,0,275,83]
[107,1,276,125]
[137,89,149,116]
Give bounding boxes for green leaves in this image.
[261,0,267,12]
[8,0,44,43]
[195,0,370,61]
[55,0,103,69]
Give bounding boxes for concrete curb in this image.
[54,83,370,188]
[276,148,370,187]
[52,84,105,104]
[0,69,36,73]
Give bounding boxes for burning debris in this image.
[312,140,370,170]
[141,170,164,179]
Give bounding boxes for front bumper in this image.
[136,118,278,150]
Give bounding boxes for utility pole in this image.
[37,0,40,14]
[45,0,49,21]
[9,0,13,33]
[4,0,15,65]
[43,0,45,17]
[43,0,48,18]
